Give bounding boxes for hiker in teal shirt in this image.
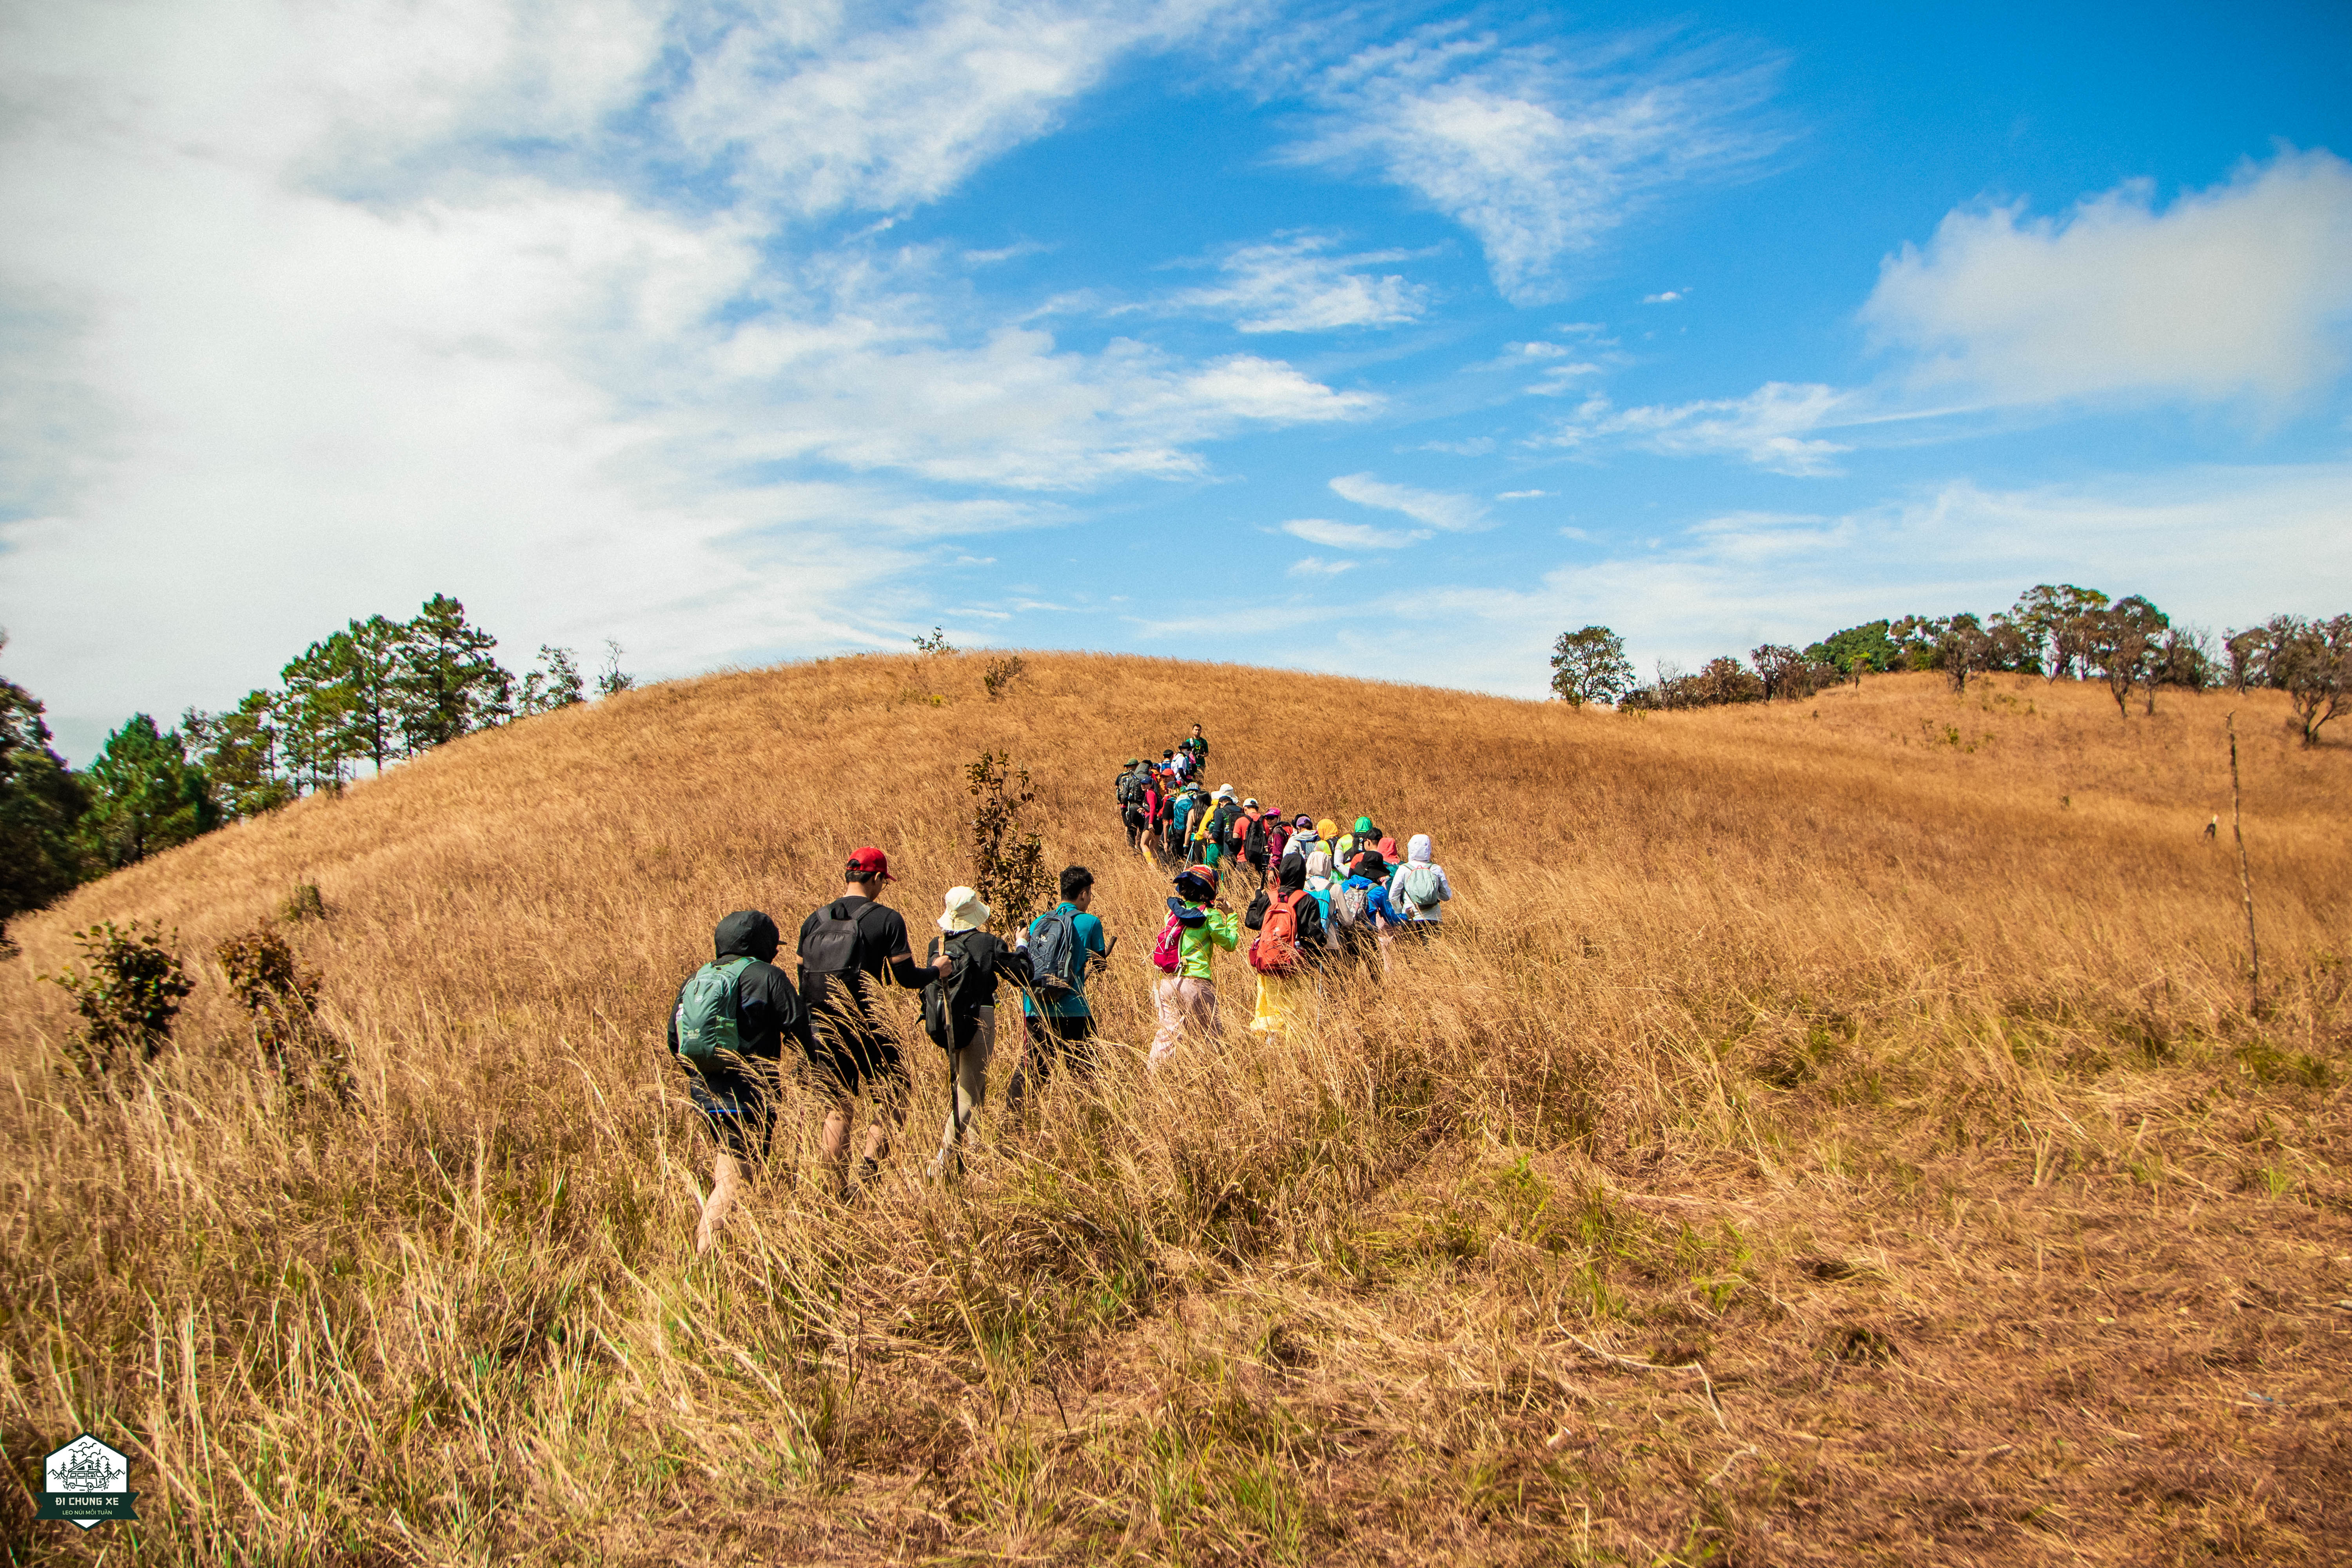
[1008,866,1110,1110]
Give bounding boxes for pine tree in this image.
[341,614,408,774]
[73,715,219,870]
[0,647,91,924]
[182,691,296,818]
[396,595,512,751]
[279,634,361,793]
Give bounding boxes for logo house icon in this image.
[38,1434,138,1530]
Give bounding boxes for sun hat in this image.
[1216,783,1235,799]
[1354,816,1373,834]
[936,886,991,932]
[1125,757,1140,767]
[1316,818,1338,840]
[846,846,895,882]
[1174,864,1218,900]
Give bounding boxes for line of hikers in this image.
[666,848,1118,1249]
[664,748,1452,1250]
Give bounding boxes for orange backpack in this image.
[1248,891,1307,974]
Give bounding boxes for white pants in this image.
[1149,977,1220,1063]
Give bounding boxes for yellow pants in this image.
[1249,971,1308,1035]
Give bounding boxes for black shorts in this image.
[804,1013,908,1098]
[683,1061,776,1161]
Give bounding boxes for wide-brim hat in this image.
[937,885,991,932]
[1174,865,1218,898]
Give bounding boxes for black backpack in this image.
[801,899,875,974]
[920,932,994,1049]
[1117,769,1145,805]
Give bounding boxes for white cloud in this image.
[1497,488,1549,499]
[1287,555,1358,577]
[1642,289,1684,303]
[1162,232,1428,332]
[1861,148,2352,408]
[1282,517,1426,549]
[1538,384,1854,475]
[1329,471,1489,530]
[0,0,1376,755]
[1283,27,1779,304]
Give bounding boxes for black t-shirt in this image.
[797,896,919,1021]
[666,956,801,1063]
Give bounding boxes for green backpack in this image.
[673,956,755,1068]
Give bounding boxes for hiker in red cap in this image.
[796,846,949,1197]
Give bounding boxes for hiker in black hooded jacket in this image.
[668,909,803,1253]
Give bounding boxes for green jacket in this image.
[1172,904,1238,979]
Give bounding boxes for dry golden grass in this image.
[3,652,2349,1566]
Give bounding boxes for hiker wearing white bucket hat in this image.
[919,886,1031,1178]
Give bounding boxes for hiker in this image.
[1301,847,1336,926]
[1167,743,1194,784]
[1333,850,1404,975]
[1238,798,1269,883]
[1386,834,1453,937]
[1140,768,1168,863]
[1180,722,1209,771]
[1170,781,1202,866]
[797,848,950,1196]
[1199,784,1240,867]
[1243,853,1326,1035]
[1149,864,1237,1065]
[1009,865,1111,1111]
[668,909,806,1253]
[1333,815,1378,869]
[1117,758,1149,850]
[920,887,1029,1177]
[1265,811,1296,871]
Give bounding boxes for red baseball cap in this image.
[846,846,894,882]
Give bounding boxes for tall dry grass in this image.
[2,652,2348,1566]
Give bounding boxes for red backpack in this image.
[1248,891,1307,974]
[1151,912,1185,973]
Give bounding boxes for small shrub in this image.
[913,626,955,657]
[982,655,1027,701]
[216,922,345,1093]
[280,882,327,923]
[965,750,1053,933]
[43,920,194,1076]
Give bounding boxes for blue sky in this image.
[3,0,2348,759]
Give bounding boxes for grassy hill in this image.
[3,651,2348,1566]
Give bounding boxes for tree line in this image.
[1550,584,2352,743]
[0,596,635,931]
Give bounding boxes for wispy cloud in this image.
[669,0,1222,218]
[1287,554,1359,577]
[1281,25,1782,304]
[1329,471,1490,530]
[1537,384,1855,475]
[1283,517,1426,549]
[1497,488,1549,499]
[1160,232,1429,332]
[1642,289,1684,303]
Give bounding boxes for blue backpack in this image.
[1027,906,1084,997]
